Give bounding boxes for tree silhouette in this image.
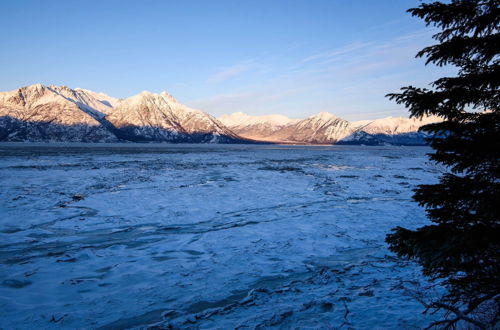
[385,0,499,327]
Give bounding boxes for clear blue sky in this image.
[0,0,454,120]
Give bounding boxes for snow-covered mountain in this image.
[338,116,442,145]
[268,112,354,144]
[0,84,117,142]
[354,116,441,135]
[220,112,356,144]
[220,111,442,145]
[0,84,246,143]
[107,91,241,143]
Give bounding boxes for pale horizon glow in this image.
[0,0,455,121]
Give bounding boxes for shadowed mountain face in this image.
[0,85,247,143]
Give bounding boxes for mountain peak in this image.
[22,83,47,93]
[131,91,179,104]
[160,91,178,103]
[30,83,46,89]
[139,90,154,96]
[8,83,53,102]
[49,84,71,90]
[311,112,337,120]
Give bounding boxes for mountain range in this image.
[0,84,241,143]
[218,111,441,145]
[0,84,441,145]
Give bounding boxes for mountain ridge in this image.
[0,84,441,145]
[218,111,441,145]
[0,84,246,143]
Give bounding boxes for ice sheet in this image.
[0,144,442,329]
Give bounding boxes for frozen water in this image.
[0,143,442,329]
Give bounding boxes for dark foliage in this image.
[385,0,499,327]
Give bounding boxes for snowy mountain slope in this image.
[74,88,120,108]
[0,84,117,142]
[107,91,242,143]
[351,119,373,129]
[48,85,117,118]
[162,92,239,139]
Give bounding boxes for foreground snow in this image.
[0,144,442,329]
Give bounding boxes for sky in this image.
[0,0,455,121]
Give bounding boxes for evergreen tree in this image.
[385,0,499,327]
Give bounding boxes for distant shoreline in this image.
[0,141,431,150]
